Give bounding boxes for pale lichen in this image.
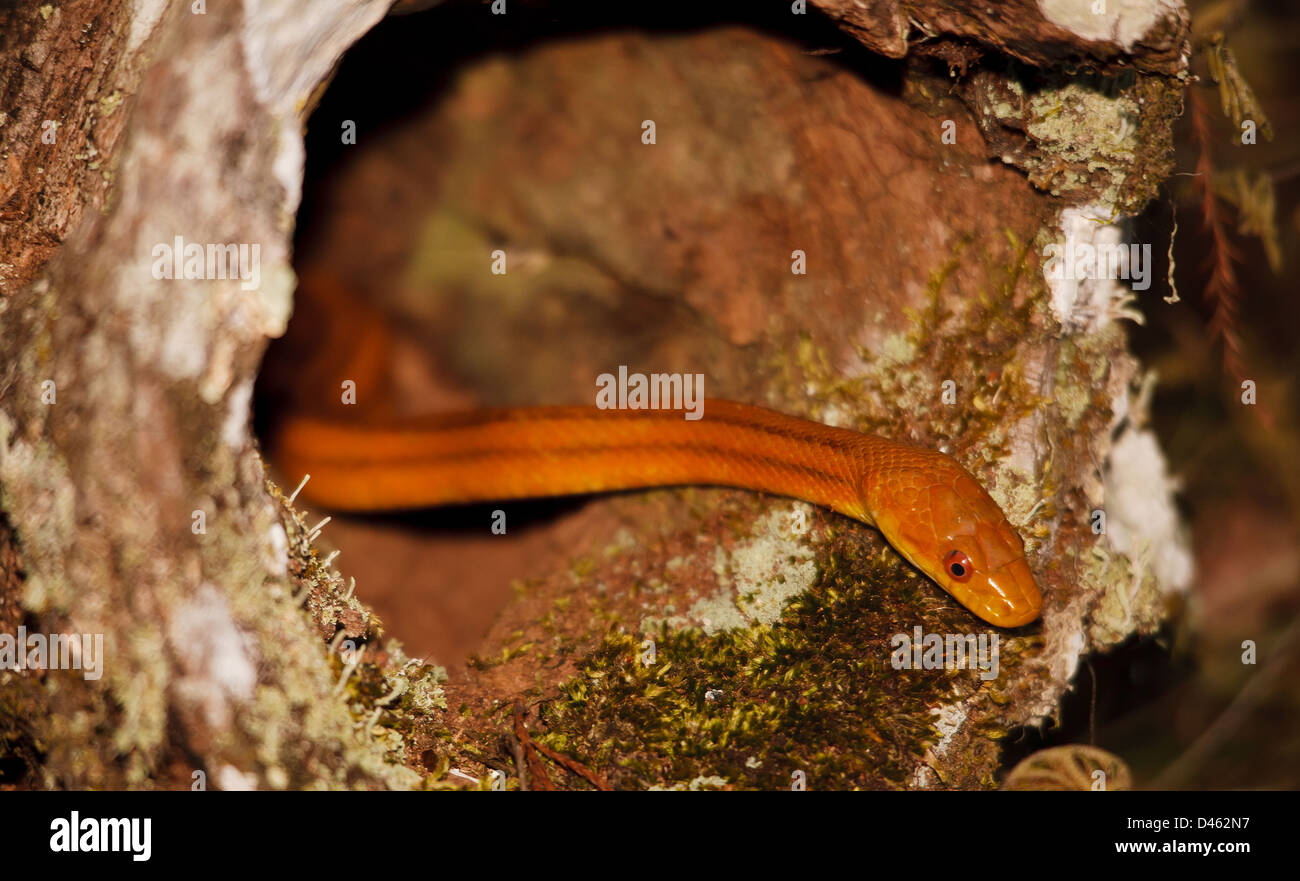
[681,506,818,635]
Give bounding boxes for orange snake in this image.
[270,399,1042,627]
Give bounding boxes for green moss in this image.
[533,525,1031,790]
[262,476,437,789]
[798,237,1046,488]
[1021,71,1180,212]
[1080,542,1167,645]
[966,63,1182,215]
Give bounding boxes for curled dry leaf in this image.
[1002,745,1133,791]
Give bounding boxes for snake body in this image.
[271,399,1041,627]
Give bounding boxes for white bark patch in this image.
[128,0,170,55]
[241,0,392,205]
[930,702,969,758]
[168,582,258,729]
[266,522,290,577]
[217,764,259,791]
[222,379,253,450]
[687,505,817,634]
[1037,0,1174,52]
[1045,204,1140,334]
[1104,426,1194,593]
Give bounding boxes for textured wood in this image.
[812,0,1188,74]
[0,0,1191,789]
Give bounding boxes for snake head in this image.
[865,452,1042,628]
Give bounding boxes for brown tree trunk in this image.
[0,0,1191,789]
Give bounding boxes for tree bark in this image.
[1,0,1191,789]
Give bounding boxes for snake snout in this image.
[972,557,1042,627]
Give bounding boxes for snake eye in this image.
[944,550,973,582]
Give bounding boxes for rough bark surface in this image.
[812,0,1189,74]
[0,0,412,790]
[1,0,1190,789]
